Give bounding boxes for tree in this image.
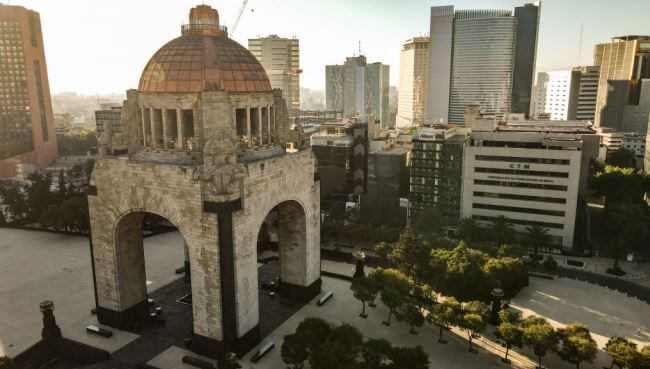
[605,202,649,269]
[438,242,492,301]
[57,169,67,199]
[606,148,637,169]
[26,172,54,223]
[360,338,392,369]
[0,185,28,222]
[396,299,425,335]
[328,323,363,353]
[483,257,529,297]
[605,336,638,369]
[460,313,486,352]
[386,345,429,369]
[295,317,331,354]
[415,206,443,245]
[489,216,516,247]
[557,324,598,369]
[522,225,551,257]
[497,322,523,363]
[459,217,483,245]
[428,297,461,343]
[498,309,522,325]
[309,341,357,369]
[462,301,490,323]
[351,276,379,318]
[378,269,410,326]
[636,346,650,369]
[390,226,433,283]
[522,317,558,369]
[281,334,309,369]
[216,352,241,369]
[0,357,14,369]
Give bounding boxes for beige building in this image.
[397,37,429,128]
[0,4,58,178]
[594,35,650,133]
[89,5,320,358]
[248,35,300,117]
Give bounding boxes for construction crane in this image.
[230,0,249,37]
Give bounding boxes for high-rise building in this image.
[95,103,122,137]
[426,3,540,126]
[568,66,600,121]
[248,35,300,116]
[594,35,650,133]
[533,71,572,120]
[396,37,429,128]
[0,4,58,178]
[325,56,390,128]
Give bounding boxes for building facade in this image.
[426,3,540,126]
[89,5,320,358]
[569,66,600,122]
[363,147,409,226]
[325,56,390,128]
[533,71,572,121]
[396,37,429,128]
[594,35,650,133]
[0,4,58,178]
[248,35,300,116]
[409,125,469,226]
[461,116,599,249]
[95,103,122,136]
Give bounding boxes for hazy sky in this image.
[7,0,650,94]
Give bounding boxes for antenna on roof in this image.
[358,41,362,56]
[578,25,584,66]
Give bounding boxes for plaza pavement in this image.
[0,228,184,357]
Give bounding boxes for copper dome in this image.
[138,34,272,94]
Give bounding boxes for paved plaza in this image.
[0,228,184,358]
[1,229,649,369]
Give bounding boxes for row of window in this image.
[472,203,565,217]
[475,155,570,165]
[473,215,564,230]
[475,167,569,178]
[474,179,568,192]
[473,191,566,204]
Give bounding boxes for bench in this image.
[251,342,275,363]
[317,291,333,306]
[86,325,113,338]
[182,355,214,369]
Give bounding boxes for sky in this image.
[6,0,650,94]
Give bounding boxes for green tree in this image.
[522,224,551,257]
[605,202,649,269]
[557,324,598,369]
[390,226,433,283]
[351,276,379,318]
[439,242,492,301]
[415,206,443,245]
[497,322,523,363]
[26,172,54,223]
[428,297,462,343]
[328,323,363,353]
[498,309,522,325]
[0,357,14,369]
[39,204,62,230]
[606,148,637,169]
[378,269,410,326]
[460,313,486,352]
[57,169,67,199]
[605,336,638,369]
[592,166,650,205]
[0,185,27,222]
[522,317,559,369]
[459,217,483,245]
[386,345,429,369]
[462,301,490,323]
[636,346,650,369]
[483,257,528,297]
[309,341,357,369]
[396,299,425,335]
[281,334,309,369]
[360,338,392,369]
[489,216,516,247]
[295,317,331,354]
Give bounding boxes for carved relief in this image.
[194,135,246,202]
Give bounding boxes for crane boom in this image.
[231,0,249,36]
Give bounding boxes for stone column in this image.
[140,108,148,148]
[271,106,276,142]
[161,108,168,149]
[246,107,251,148]
[176,108,184,149]
[267,106,272,143]
[149,107,157,149]
[258,107,263,145]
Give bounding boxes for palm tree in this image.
[489,216,516,246]
[523,225,551,258]
[459,217,482,244]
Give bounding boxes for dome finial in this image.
[182,4,227,37]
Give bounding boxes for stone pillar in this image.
[258,107,263,145]
[140,108,148,148]
[149,107,157,149]
[161,108,168,149]
[177,108,184,149]
[246,107,251,148]
[183,240,190,283]
[267,106,272,143]
[271,106,276,142]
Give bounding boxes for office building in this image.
[396,37,429,128]
[325,56,390,128]
[363,145,409,226]
[533,71,572,120]
[569,66,599,121]
[461,113,599,249]
[409,124,470,225]
[248,35,300,116]
[594,35,650,133]
[94,103,122,136]
[0,4,58,178]
[426,3,540,125]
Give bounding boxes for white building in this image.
[533,71,572,120]
[397,37,430,128]
[248,35,301,116]
[461,114,599,249]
